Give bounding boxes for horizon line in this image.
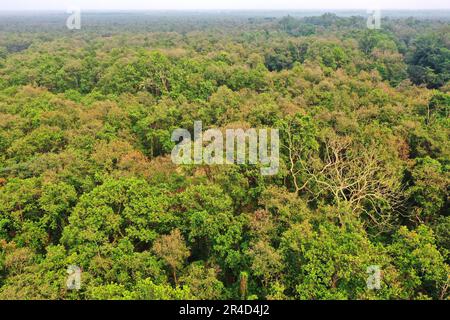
[2,8,450,12]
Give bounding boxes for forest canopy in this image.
[0,11,449,300]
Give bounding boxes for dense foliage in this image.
[0,12,449,300]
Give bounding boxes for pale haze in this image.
[1,0,449,11]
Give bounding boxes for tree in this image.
[153,229,190,285]
[296,134,404,227]
[277,114,318,194]
[407,35,450,88]
[280,217,403,300]
[389,226,450,299]
[407,157,448,224]
[247,241,283,292]
[180,262,224,300]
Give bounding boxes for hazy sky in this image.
[1,0,449,11]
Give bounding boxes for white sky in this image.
[0,0,449,11]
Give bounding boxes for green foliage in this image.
[88,280,194,300]
[407,157,448,222]
[0,12,448,300]
[389,226,449,299]
[180,262,225,300]
[407,35,450,88]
